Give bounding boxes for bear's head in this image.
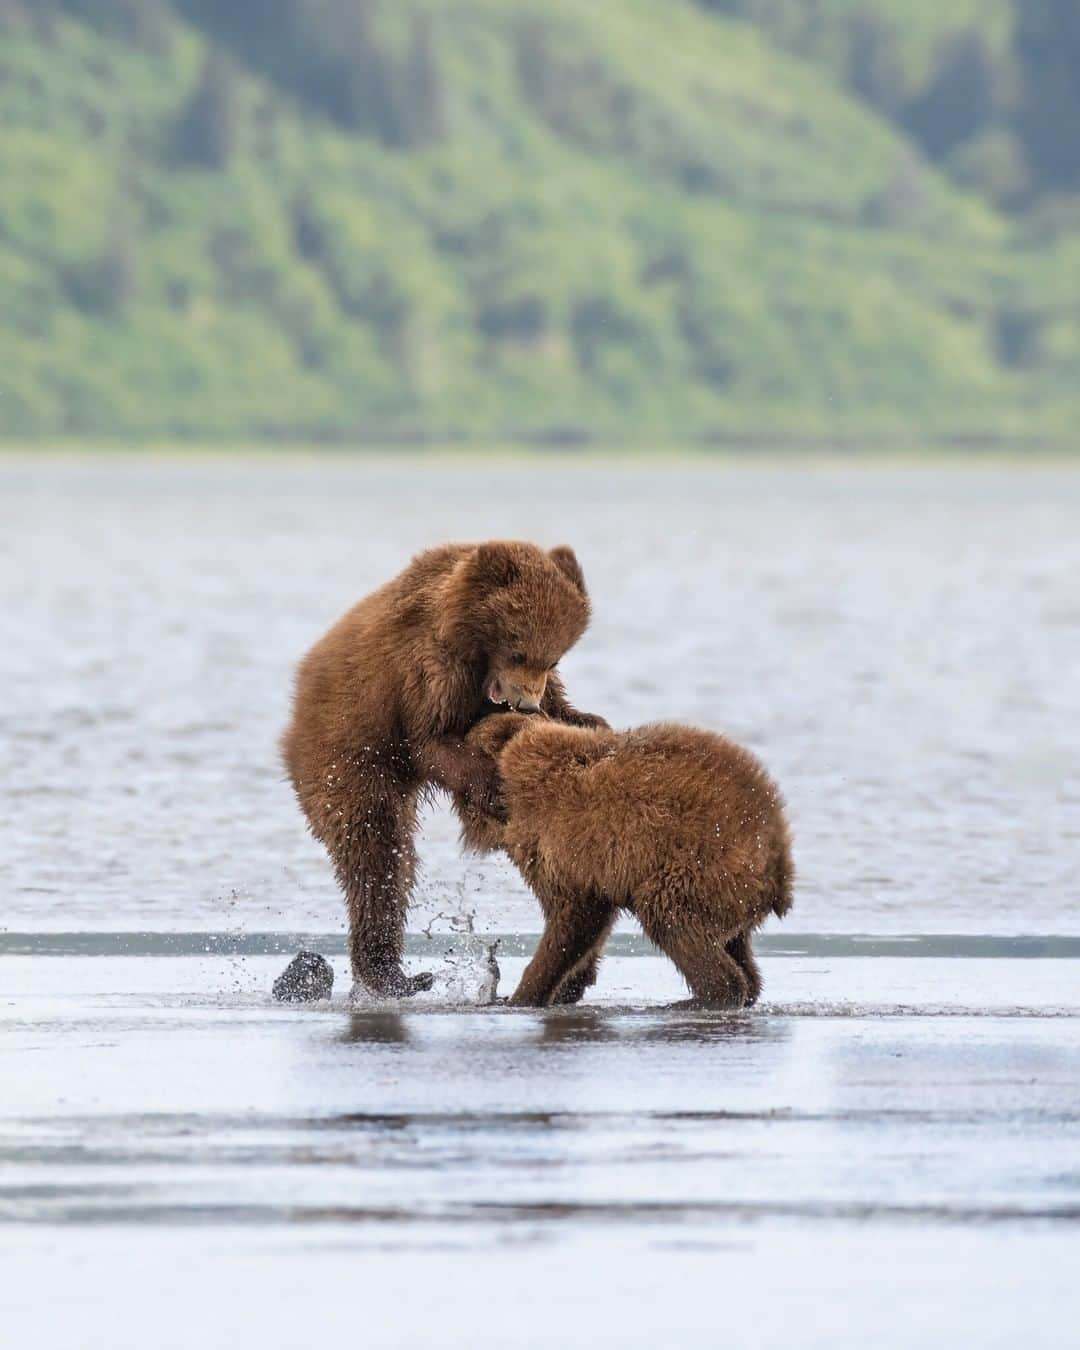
[455,711,533,853]
[440,542,591,713]
[456,710,612,855]
[465,709,533,759]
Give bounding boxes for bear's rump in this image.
[527,810,773,928]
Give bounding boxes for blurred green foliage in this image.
[0,0,1077,443]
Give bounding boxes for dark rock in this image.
[273,951,335,1003]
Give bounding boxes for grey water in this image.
[2,454,1079,1348]
[3,950,1079,1348]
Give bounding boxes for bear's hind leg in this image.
[510,893,615,1008]
[638,911,750,1010]
[725,930,762,1006]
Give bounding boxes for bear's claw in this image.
[352,969,434,1001]
[387,969,434,997]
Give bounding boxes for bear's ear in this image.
[469,711,529,758]
[471,542,520,590]
[549,545,586,595]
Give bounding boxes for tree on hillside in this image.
[847,13,905,119]
[291,189,326,263]
[514,18,555,109]
[948,130,1029,209]
[905,30,1003,161]
[0,0,26,32]
[53,0,171,53]
[100,210,138,312]
[401,13,448,146]
[173,0,449,150]
[863,147,930,230]
[317,1,402,144]
[65,199,138,316]
[1014,0,1080,194]
[174,49,239,169]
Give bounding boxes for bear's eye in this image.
[510,651,527,666]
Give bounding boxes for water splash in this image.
[422,884,501,1005]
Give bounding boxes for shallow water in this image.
[3,453,1078,937]
[3,950,1079,1348]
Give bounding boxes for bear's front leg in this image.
[422,735,506,820]
[510,892,616,1007]
[331,778,434,999]
[550,913,616,1005]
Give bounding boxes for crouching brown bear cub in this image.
[456,714,793,1009]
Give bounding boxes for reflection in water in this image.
[636,1013,790,1047]
[536,1008,619,1046]
[339,1012,412,1045]
[533,1007,789,1048]
[330,1004,789,1052]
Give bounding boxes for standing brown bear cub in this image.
[282,541,605,998]
[456,714,793,1008]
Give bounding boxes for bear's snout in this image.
[487,671,548,713]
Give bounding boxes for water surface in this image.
[2,950,1078,1348]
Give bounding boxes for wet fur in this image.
[456,715,793,1009]
[282,542,603,995]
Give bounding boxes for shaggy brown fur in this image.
[282,542,605,997]
[456,714,793,1009]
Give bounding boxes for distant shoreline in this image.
[1,438,1078,462]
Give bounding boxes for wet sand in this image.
[3,947,1078,1347]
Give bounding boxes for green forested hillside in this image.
[0,0,1077,443]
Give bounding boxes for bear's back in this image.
[594,723,781,835]
[503,720,787,907]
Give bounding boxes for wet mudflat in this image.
[2,947,1078,1348]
